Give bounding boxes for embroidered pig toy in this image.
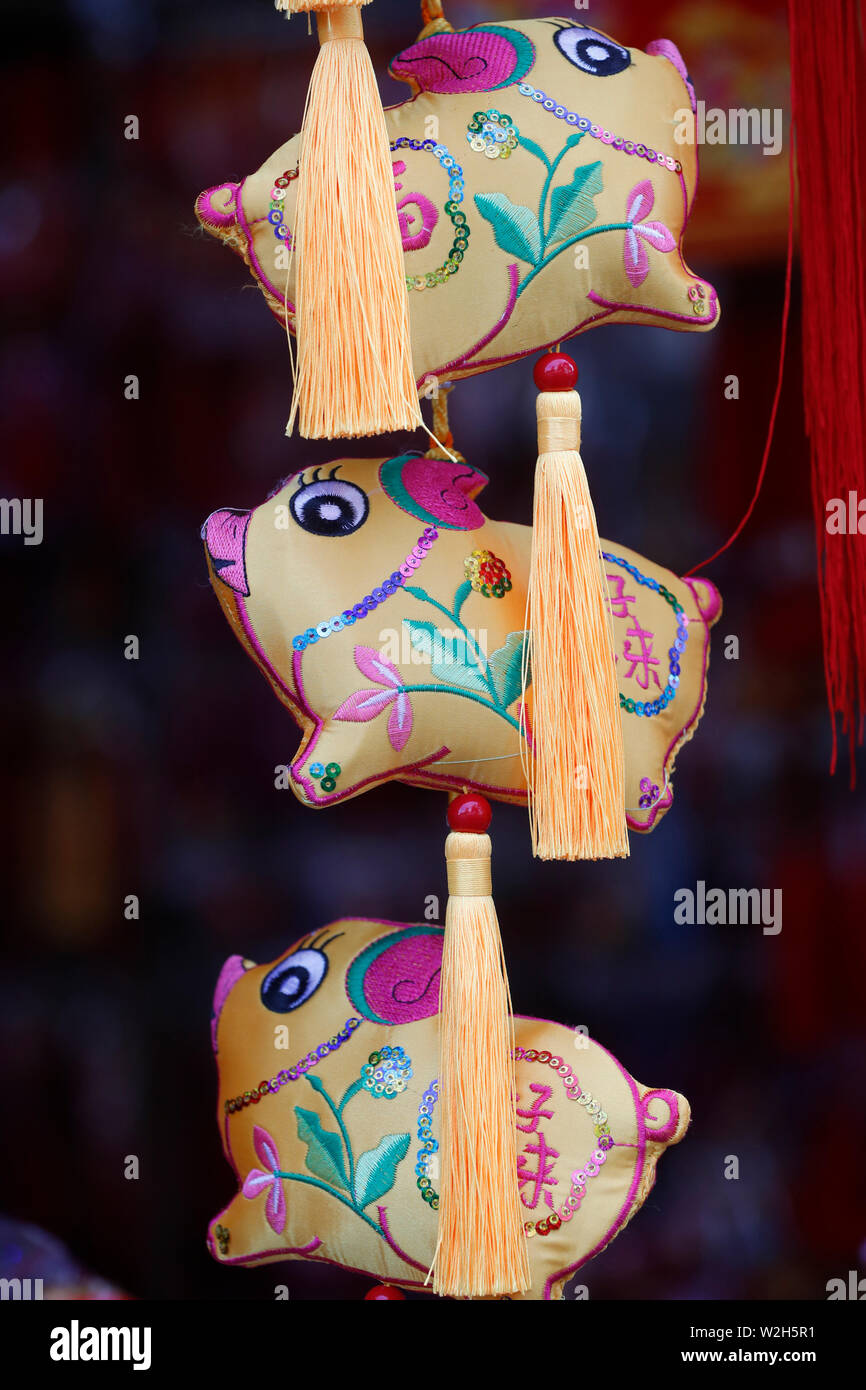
[195,17,718,388]
[203,454,721,832]
[208,917,690,1299]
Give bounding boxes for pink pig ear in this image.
[389,26,535,95]
[202,508,252,596]
[379,454,489,531]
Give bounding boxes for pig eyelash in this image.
[294,465,343,491]
[307,928,344,952]
[290,468,370,538]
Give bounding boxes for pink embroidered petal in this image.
[624,227,650,287]
[636,220,676,253]
[626,179,655,224]
[253,1125,280,1173]
[265,1175,287,1234]
[334,688,396,723]
[387,690,413,752]
[242,1168,274,1199]
[353,645,403,690]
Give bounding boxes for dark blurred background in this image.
[1,0,863,1301]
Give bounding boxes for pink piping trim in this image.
[637,576,719,833]
[587,286,718,326]
[236,177,296,321]
[542,1035,647,1300]
[235,592,305,720]
[377,1206,429,1274]
[426,262,520,381]
[209,1238,429,1289]
[290,649,452,803]
[208,1235,322,1265]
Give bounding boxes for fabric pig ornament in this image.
[203,454,721,832]
[208,917,690,1299]
[195,16,718,392]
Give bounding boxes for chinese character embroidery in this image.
[606,571,638,620]
[516,1083,560,1211]
[621,622,661,690]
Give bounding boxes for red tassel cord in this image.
[789,0,866,781]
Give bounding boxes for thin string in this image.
[685,118,795,576]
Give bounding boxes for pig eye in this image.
[261,948,328,1013]
[555,26,631,77]
[290,467,369,538]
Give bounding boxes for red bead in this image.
[364,1284,406,1301]
[447,792,492,833]
[533,351,578,392]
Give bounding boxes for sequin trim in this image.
[513,1045,615,1236]
[515,83,682,175]
[267,167,298,243]
[292,525,439,653]
[391,138,469,289]
[602,551,689,717]
[415,1080,440,1210]
[224,1018,362,1114]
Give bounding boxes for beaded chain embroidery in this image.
[413,1051,616,1229]
[513,1046,615,1238]
[603,551,689,718]
[224,1017,362,1115]
[267,167,298,243]
[292,525,439,653]
[515,83,683,175]
[415,1080,440,1210]
[391,137,469,290]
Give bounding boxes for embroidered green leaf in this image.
[516,134,552,170]
[403,585,430,602]
[474,192,542,265]
[548,160,603,244]
[487,630,530,710]
[404,619,488,693]
[453,579,473,620]
[404,619,437,662]
[294,1107,349,1192]
[353,1133,410,1209]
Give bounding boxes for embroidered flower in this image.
[242,1126,286,1234]
[623,180,676,288]
[361,1046,413,1099]
[333,647,413,753]
[464,548,512,598]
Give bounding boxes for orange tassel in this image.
[278,1,422,439]
[521,354,628,861]
[432,794,530,1298]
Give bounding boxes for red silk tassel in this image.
[789,0,866,781]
